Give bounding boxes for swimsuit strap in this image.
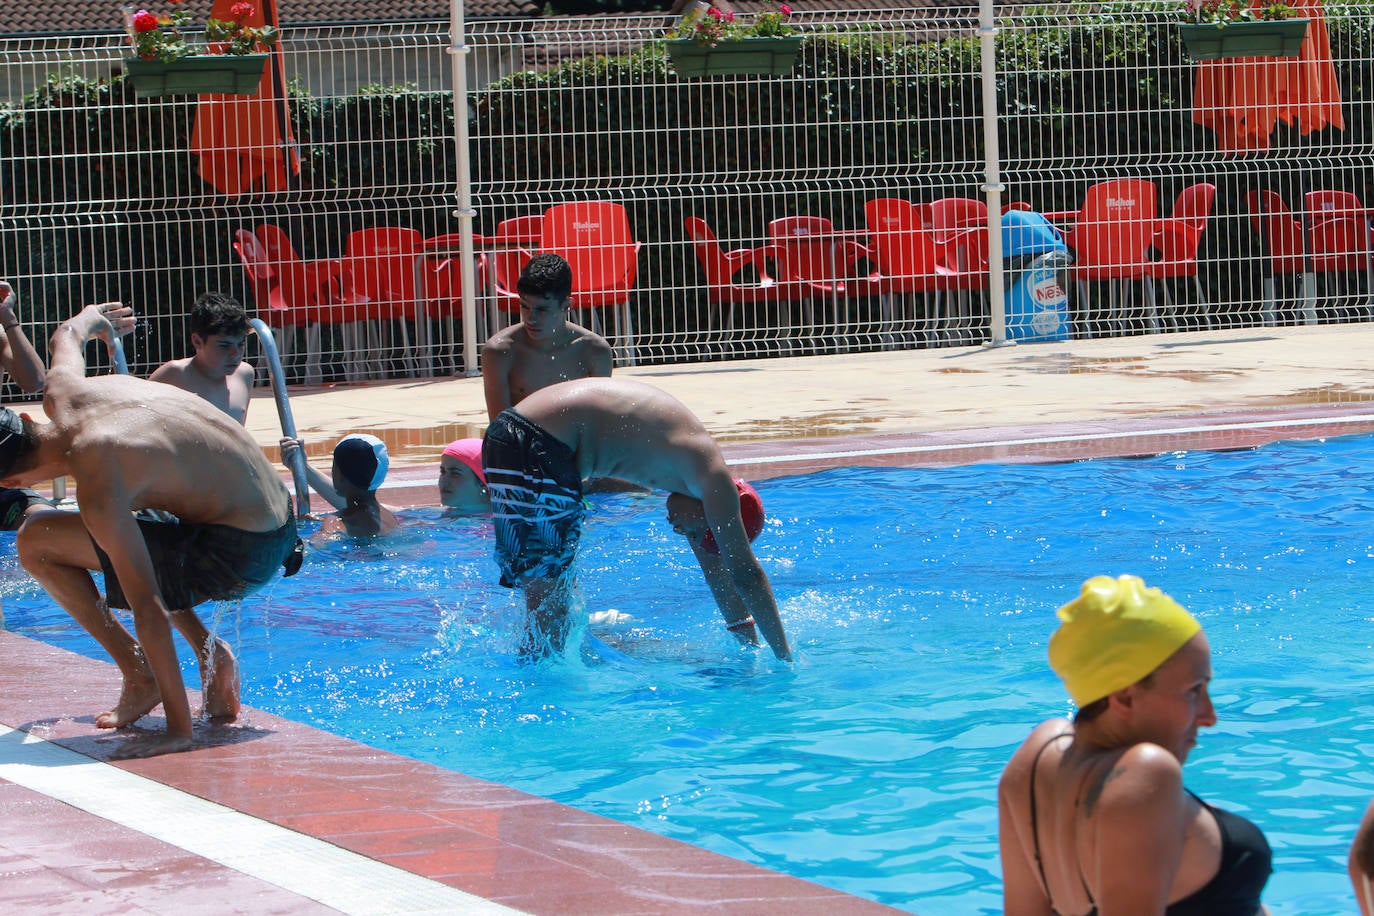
[1028,730,1078,912]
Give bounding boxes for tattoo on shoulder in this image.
[1081,765,1125,818]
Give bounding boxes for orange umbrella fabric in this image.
[189,0,300,194]
[1192,0,1344,153]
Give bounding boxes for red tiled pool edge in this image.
[0,631,901,915]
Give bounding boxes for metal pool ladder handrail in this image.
[249,319,311,517]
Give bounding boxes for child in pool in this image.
[280,434,399,538]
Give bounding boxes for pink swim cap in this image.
[700,478,765,556]
[441,438,485,485]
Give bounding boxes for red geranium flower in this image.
[131,10,160,33]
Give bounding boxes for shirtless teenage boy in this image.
[149,292,255,425]
[481,253,612,421]
[482,377,792,662]
[8,303,302,758]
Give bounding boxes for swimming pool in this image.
[4,433,1373,914]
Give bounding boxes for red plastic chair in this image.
[540,202,641,365]
[763,215,852,348]
[249,224,366,384]
[848,198,961,345]
[489,214,543,316]
[1303,190,1372,320]
[1061,179,1159,335]
[1245,190,1315,326]
[684,216,783,341]
[1149,182,1217,329]
[928,197,989,279]
[344,226,425,376]
[416,232,487,375]
[927,197,992,342]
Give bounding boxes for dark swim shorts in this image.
[482,409,584,588]
[0,487,48,531]
[91,507,305,611]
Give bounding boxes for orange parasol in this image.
[189,0,299,194]
[1191,0,1344,153]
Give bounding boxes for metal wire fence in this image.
[1,2,1372,391]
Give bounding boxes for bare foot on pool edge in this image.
[110,732,195,760]
[201,639,240,722]
[94,674,161,729]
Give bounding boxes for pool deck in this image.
[5,324,1374,914]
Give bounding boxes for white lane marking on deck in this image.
[0,725,524,916]
[728,414,1374,466]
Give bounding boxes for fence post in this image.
[450,0,481,377]
[979,0,1009,348]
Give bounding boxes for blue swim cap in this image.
[333,434,388,491]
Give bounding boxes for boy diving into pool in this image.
[3,302,303,759]
[482,376,792,662]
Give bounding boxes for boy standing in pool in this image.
[149,292,255,425]
[6,302,302,759]
[482,376,792,662]
[481,253,613,421]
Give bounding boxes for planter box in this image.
[665,37,802,78]
[1179,19,1309,60]
[124,54,269,98]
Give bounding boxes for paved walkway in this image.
[231,324,1374,464]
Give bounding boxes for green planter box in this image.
[665,37,802,78]
[1178,19,1310,60]
[124,54,269,98]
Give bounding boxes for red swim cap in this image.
[700,478,765,555]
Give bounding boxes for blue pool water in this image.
[5,434,1374,914]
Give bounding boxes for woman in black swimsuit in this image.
[997,575,1271,915]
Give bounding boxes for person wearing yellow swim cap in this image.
[998,575,1272,916]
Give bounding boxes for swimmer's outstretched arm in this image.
[49,303,135,376]
[688,539,762,647]
[279,437,346,512]
[0,281,45,394]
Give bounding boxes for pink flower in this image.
[131,9,160,32]
[229,1,255,22]
[709,7,724,20]
[779,4,792,14]
[722,10,736,22]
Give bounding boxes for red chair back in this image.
[928,197,989,282]
[344,226,423,320]
[540,202,640,307]
[232,228,294,325]
[490,215,542,310]
[766,215,844,296]
[860,198,946,292]
[1245,190,1307,276]
[1064,179,1159,279]
[1305,190,1363,218]
[684,216,782,304]
[254,223,354,323]
[1151,182,1216,278]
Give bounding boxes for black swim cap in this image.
[333,434,388,491]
